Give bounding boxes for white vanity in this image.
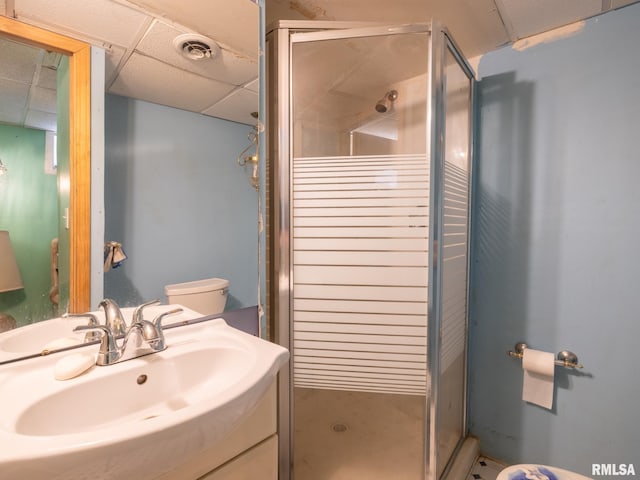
[0,309,288,480]
[160,382,278,480]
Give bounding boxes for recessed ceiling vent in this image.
[173,34,220,61]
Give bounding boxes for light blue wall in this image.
[104,94,258,310]
[469,4,640,474]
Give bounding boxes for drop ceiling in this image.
[266,0,640,59]
[0,0,259,131]
[1,0,639,133]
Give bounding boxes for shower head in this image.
[375,90,398,113]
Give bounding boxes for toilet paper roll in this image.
[522,348,555,409]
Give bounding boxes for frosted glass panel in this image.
[292,154,428,395]
[436,44,472,477]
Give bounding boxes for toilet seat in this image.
[497,464,592,480]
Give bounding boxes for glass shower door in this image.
[434,39,473,477]
[269,22,475,479]
[290,27,430,480]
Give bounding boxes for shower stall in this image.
[266,21,474,480]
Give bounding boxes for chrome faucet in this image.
[98,298,161,337]
[74,307,183,366]
[98,299,127,337]
[63,312,101,342]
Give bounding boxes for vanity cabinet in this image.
[157,382,278,480]
[200,435,278,480]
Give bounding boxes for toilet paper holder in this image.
[508,342,584,369]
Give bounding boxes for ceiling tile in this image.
[0,79,29,124]
[14,0,152,46]
[29,86,56,113]
[109,52,236,112]
[266,0,509,59]
[24,109,56,131]
[37,66,57,90]
[127,0,259,59]
[136,20,258,86]
[244,78,259,93]
[201,87,258,125]
[267,0,428,23]
[0,38,40,83]
[611,0,640,8]
[498,0,602,39]
[430,0,511,57]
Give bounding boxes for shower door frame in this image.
[267,20,475,480]
[429,31,477,479]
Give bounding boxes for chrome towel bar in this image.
[507,342,584,369]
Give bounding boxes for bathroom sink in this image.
[0,304,203,361]
[12,343,247,436]
[0,318,289,480]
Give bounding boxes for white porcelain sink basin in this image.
[0,304,203,361]
[13,344,246,436]
[0,318,289,480]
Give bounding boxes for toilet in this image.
[164,277,229,315]
[498,464,592,480]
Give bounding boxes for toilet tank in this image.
[164,278,229,315]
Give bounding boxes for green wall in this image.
[0,125,58,326]
[56,56,70,311]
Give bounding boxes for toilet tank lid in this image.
[164,278,229,296]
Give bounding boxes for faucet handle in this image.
[63,313,100,343]
[127,307,182,353]
[127,320,167,353]
[73,325,120,366]
[132,299,162,325]
[152,308,183,328]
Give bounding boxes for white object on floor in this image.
[498,464,592,480]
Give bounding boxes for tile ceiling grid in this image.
[3,0,640,129]
[6,0,259,126]
[494,0,602,41]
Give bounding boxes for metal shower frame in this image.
[266,20,476,480]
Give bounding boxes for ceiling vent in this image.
[173,34,220,61]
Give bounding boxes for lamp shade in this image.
[0,231,23,293]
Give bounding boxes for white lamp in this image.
[0,231,23,332]
[0,231,23,292]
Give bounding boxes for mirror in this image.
[0,0,261,362]
[0,16,92,324]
